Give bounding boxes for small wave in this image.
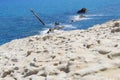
[85,14,104,17]
[39,24,76,34]
[39,28,64,34]
[62,24,76,29]
[47,22,77,29]
[70,15,92,22]
[39,28,49,35]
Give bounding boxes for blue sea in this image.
[0,0,120,45]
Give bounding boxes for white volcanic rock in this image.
[0,20,120,80]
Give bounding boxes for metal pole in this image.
[30,9,45,26]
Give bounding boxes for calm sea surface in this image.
[0,0,120,45]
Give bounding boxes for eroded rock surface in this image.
[0,20,120,80]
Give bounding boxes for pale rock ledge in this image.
[0,20,120,80]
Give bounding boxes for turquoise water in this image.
[0,0,120,45]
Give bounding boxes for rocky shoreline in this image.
[0,20,120,80]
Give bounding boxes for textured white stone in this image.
[0,20,120,80]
